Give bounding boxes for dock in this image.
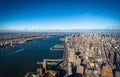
[37,59,63,64]
[50,44,64,51]
[37,59,63,69]
[50,48,64,50]
[44,59,63,62]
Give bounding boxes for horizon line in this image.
[0,28,120,33]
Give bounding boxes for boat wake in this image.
[0,49,24,56]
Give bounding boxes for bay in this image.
[0,36,64,77]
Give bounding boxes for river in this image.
[0,35,64,77]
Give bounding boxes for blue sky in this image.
[0,0,120,31]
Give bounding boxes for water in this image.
[0,36,64,77]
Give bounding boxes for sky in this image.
[0,0,120,31]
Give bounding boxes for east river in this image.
[0,36,64,77]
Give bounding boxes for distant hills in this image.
[0,28,120,33]
[105,26,120,30]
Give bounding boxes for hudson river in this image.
[0,36,64,77]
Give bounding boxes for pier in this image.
[44,59,63,62]
[37,59,63,65]
[37,58,64,73]
[50,44,64,51]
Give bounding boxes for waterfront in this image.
[0,36,64,77]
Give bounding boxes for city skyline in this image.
[0,0,120,31]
